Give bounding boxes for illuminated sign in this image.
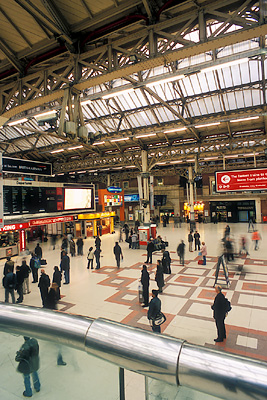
[78,211,116,220]
[107,186,122,193]
[104,194,123,206]
[29,216,74,226]
[2,157,52,176]
[0,222,29,232]
[216,168,267,192]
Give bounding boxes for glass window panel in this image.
[234,91,246,108]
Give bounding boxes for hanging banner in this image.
[216,168,267,192]
[0,154,3,228]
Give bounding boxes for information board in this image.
[2,157,52,176]
[104,194,123,206]
[215,168,267,192]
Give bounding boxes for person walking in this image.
[177,240,185,266]
[162,249,171,274]
[30,253,40,283]
[87,246,94,269]
[211,285,228,342]
[252,229,261,250]
[60,251,70,284]
[94,247,101,269]
[131,232,138,249]
[188,231,193,252]
[16,265,24,304]
[3,267,16,303]
[146,240,154,264]
[113,242,123,268]
[21,259,31,295]
[95,236,101,249]
[248,217,254,232]
[38,269,50,307]
[76,237,84,256]
[51,234,57,250]
[34,243,42,262]
[147,290,162,333]
[15,336,41,397]
[155,260,164,293]
[52,266,62,300]
[200,242,207,265]
[62,235,68,252]
[3,256,14,276]
[194,231,201,251]
[69,238,76,257]
[141,264,150,307]
[124,224,129,242]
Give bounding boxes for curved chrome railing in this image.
[0,304,266,400]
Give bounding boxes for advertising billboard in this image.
[215,168,267,192]
[64,188,94,210]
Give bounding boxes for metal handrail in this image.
[0,304,266,400]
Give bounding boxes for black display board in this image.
[2,157,52,176]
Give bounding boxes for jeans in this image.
[17,284,24,303]
[132,241,136,249]
[5,288,15,303]
[87,259,93,269]
[146,252,152,263]
[115,255,120,268]
[95,257,100,269]
[23,371,40,396]
[179,254,184,266]
[203,255,206,265]
[64,269,70,284]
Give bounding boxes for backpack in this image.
[225,298,232,313]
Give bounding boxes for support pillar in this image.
[141,150,150,224]
[188,166,195,230]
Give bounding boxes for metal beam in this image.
[0,38,24,73]
[0,6,33,48]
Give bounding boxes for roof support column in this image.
[199,10,207,42]
[188,165,195,230]
[141,149,150,224]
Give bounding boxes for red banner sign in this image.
[0,222,29,232]
[216,168,267,192]
[29,215,74,226]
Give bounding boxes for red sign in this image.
[0,222,29,232]
[216,168,267,192]
[29,215,74,226]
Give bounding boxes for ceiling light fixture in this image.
[146,74,185,87]
[195,122,221,128]
[201,57,249,74]
[8,118,28,126]
[34,110,57,119]
[81,99,92,105]
[170,160,183,164]
[224,155,238,158]
[164,127,187,133]
[51,149,64,154]
[102,88,135,100]
[77,170,87,174]
[110,137,129,142]
[68,145,83,150]
[92,141,105,146]
[203,157,219,160]
[230,116,260,123]
[135,133,157,138]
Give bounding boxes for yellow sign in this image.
[78,211,116,220]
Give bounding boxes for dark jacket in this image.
[141,269,150,288]
[60,255,70,271]
[188,233,193,243]
[76,238,83,248]
[155,264,164,288]
[95,237,101,248]
[194,232,200,244]
[94,248,101,259]
[34,245,42,259]
[148,297,161,320]
[4,260,14,276]
[15,337,40,374]
[53,270,62,287]
[177,242,185,256]
[16,268,25,286]
[113,244,122,258]
[211,292,227,319]
[69,240,76,254]
[147,242,154,253]
[38,273,50,289]
[45,288,58,310]
[20,262,31,279]
[3,271,16,289]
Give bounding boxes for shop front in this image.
[0,222,29,258]
[183,201,205,222]
[210,200,255,223]
[78,211,115,237]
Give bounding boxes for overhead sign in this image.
[2,157,52,176]
[216,168,267,192]
[0,222,29,232]
[107,186,122,193]
[29,215,74,226]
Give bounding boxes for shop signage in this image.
[0,222,29,232]
[78,211,116,220]
[215,168,267,192]
[29,216,74,226]
[3,157,52,176]
[107,186,122,193]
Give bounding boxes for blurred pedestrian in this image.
[3,256,14,276]
[162,249,171,274]
[252,229,261,250]
[16,265,24,304]
[38,269,50,306]
[52,266,62,300]
[194,231,201,251]
[177,240,185,266]
[76,237,84,256]
[60,251,70,284]
[34,243,42,262]
[21,259,31,295]
[113,242,123,268]
[188,231,193,252]
[155,260,164,293]
[30,253,39,283]
[3,267,16,303]
[141,264,150,307]
[69,238,76,257]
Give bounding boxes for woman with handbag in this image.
[147,289,166,333]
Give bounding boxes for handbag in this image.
[152,311,166,326]
[40,259,47,265]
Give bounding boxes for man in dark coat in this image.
[16,265,25,304]
[194,231,201,251]
[15,336,41,397]
[60,251,70,284]
[34,243,42,261]
[38,269,50,307]
[3,256,14,276]
[95,236,101,249]
[211,285,227,342]
[177,240,185,266]
[147,289,162,333]
[3,268,16,303]
[76,237,84,256]
[113,242,123,268]
[141,264,150,307]
[94,247,101,269]
[162,250,171,274]
[155,260,164,293]
[146,240,154,264]
[30,253,39,283]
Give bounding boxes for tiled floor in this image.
[1,221,267,398]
